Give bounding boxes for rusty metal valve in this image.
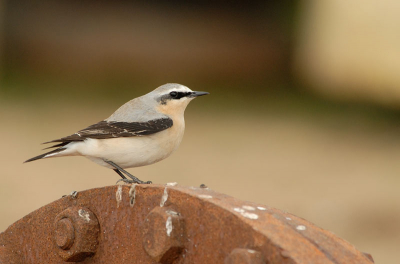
[0,184,374,264]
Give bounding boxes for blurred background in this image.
[1,0,399,262]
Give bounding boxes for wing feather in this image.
[45,118,173,143]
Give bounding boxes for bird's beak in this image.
[189,91,210,98]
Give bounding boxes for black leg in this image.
[105,160,152,184]
[114,169,137,184]
[113,169,127,179]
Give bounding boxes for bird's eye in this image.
[170,91,178,98]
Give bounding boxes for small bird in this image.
[25,83,209,184]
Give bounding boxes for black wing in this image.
[45,118,173,144]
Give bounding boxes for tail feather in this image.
[24,147,67,163]
[42,142,69,150]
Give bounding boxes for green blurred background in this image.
[1,1,400,263]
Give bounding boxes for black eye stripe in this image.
[169,91,192,99]
[159,91,192,104]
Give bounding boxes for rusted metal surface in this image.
[0,184,373,264]
[225,248,266,264]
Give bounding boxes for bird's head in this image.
[150,83,209,116]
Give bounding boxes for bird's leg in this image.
[113,169,136,184]
[113,169,127,179]
[105,160,152,184]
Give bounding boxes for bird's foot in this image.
[116,178,152,185]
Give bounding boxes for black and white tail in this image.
[24,143,69,163]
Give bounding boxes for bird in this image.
[25,83,209,184]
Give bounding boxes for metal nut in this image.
[225,248,265,264]
[142,207,185,263]
[55,218,75,250]
[54,206,100,262]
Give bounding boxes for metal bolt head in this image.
[54,207,100,262]
[55,218,75,250]
[225,248,265,264]
[142,207,185,263]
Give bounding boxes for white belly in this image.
[70,124,185,169]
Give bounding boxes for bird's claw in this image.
[116,179,152,185]
[116,179,132,184]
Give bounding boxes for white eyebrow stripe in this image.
[167,85,192,93]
